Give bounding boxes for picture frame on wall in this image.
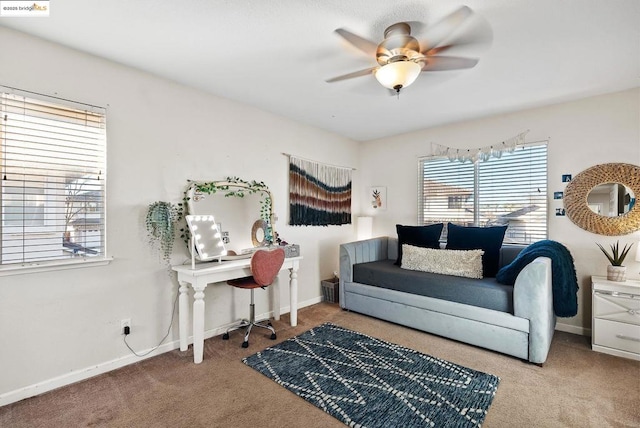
[370,186,387,211]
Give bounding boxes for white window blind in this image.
[419,143,548,244]
[419,158,474,228]
[1,91,107,266]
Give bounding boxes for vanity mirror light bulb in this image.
[221,250,227,256]
[214,233,221,238]
[195,216,202,221]
[192,225,198,231]
[208,216,215,221]
[195,234,201,240]
[198,243,205,249]
[218,242,224,247]
[201,252,208,258]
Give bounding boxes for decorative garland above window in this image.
[429,130,529,163]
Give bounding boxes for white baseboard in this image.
[0,338,182,407]
[556,322,591,337]
[291,295,324,311]
[0,297,325,407]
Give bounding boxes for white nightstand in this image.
[591,276,640,361]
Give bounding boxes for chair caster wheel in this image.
[222,333,229,340]
[242,341,249,348]
[270,333,277,340]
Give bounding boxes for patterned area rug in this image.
[243,323,499,427]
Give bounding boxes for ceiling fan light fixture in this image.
[374,61,421,91]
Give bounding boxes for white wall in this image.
[358,88,640,334]
[0,27,361,403]
[1,25,639,405]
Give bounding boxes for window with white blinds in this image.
[419,143,548,244]
[1,91,107,267]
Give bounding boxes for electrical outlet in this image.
[121,318,131,334]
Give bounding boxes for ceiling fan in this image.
[326,6,489,95]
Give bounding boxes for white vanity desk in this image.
[172,255,302,363]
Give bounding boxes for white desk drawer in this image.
[593,318,640,355]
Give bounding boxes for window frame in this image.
[0,88,112,276]
[418,142,548,244]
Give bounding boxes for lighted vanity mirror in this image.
[564,163,640,235]
[185,215,227,262]
[184,178,275,260]
[587,183,635,216]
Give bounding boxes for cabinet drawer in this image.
[593,292,640,325]
[593,318,640,355]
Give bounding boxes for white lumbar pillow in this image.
[401,244,484,279]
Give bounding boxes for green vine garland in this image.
[181,176,274,245]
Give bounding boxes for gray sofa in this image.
[339,237,556,364]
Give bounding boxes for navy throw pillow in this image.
[395,223,443,265]
[445,223,507,277]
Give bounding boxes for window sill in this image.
[0,257,114,277]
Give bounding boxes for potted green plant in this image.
[596,241,634,282]
[145,201,182,268]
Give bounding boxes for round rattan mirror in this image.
[251,219,268,247]
[564,163,640,235]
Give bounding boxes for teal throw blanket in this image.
[496,240,578,317]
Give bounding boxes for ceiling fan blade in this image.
[424,19,493,57]
[420,6,474,54]
[334,28,378,57]
[421,56,478,71]
[425,38,486,56]
[326,66,378,83]
[425,44,457,56]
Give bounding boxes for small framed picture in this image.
[370,186,387,211]
[553,191,563,200]
[562,174,572,183]
[555,208,566,216]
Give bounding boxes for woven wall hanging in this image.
[288,156,352,226]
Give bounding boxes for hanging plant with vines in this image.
[145,201,183,267]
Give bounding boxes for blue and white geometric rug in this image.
[243,323,499,427]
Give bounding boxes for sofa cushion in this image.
[352,259,514,313]
[445,223,507,277]
[401,245,484,279]
[395,223,443,265]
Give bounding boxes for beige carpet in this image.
[1,302,639,427]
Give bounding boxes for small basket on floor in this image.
[321,278,340,303]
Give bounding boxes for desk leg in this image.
[289,263,299,327]
[273,279,281,321]
[178,281,190,352]
[192,285,207,364]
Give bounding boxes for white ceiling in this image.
[1,0,639,141]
